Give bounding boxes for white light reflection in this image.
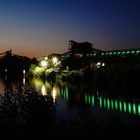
[52,87,57,103]
[23,77,26,85]
[41,85,47,96]
[23,69,26,74]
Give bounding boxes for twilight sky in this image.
[0,0,140,58]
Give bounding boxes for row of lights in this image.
[87,49,140,57]
[40,57,59,68]
[101,50,140,56]
[85,94,140,115]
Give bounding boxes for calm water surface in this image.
[0,75,140,127]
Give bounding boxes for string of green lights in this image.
[85,94,140,116]
[60,89,140,116]
[87,49,140,57]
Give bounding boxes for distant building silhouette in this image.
[0,50,38,74]
[61,41,140,70]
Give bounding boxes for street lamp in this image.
[52,57,58,64]
[40,60,48,68]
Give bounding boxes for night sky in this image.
[0,0,140,58]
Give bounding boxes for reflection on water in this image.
[51,86,60,103]
[52,87,57,103]
[85,94,94,106]
[41,85,47,96]
[22,77,140,118]
[31,77,60,102]
[23,76,26,85]
[56,90,136,118]
[138,105,140,115]
[99,96,140,115]
[60,87,68,101]
[0,76,140,124]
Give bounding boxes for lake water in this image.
[0,74,140,133]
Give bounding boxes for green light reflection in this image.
[88,95,91,104]
[128,103,132,113]
[123,102,127,113]
[85,94,87,104]
[138,105,140,115]
[111,100,114,110]
[65,88,68,101]
[107,98,110,110]
[104,98,106,109]
[61,87,68,101]
[91,95,94,106]
[133,104,136,114]
[115,100,118,110]
[97,96,140,116]
[119,101,122,112]
[100,97,102,108]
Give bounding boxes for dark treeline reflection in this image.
[55,84,140,138]
[0,85,55,137]
[0,74,140,138]
[57,64,140,97]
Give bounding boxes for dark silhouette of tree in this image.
[0,50,38,75]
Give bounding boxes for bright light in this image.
[102,63,105,66]
[23,70,26,74]
[23,77,25,85]
[52,87,57,103]
[97,62,101,66]
[40,60,47,67]
[45,57,48,60]
[52,57,58,64]
[41,85,47,96]
[96,62,101,68]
